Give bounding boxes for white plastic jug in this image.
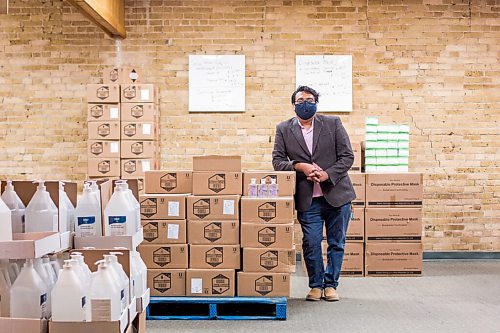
[117,180,140,233]
[89,260,122,321]
[0,266,11,317]
[103,253,129,312]
[0,196,12,241]
[0,259,19,285]
[33,258,54,318]
[75,183,102,237]
[70,253,92,288]
[131,249,147,298]
[59,182,75,233]
[51,260,90,322]
[88,181,102,213]
[42,256,58,283]
[104,182,135,236]
[25,181,58,233]
[10,259,49,319]
[1,181,25,233]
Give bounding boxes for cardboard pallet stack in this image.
[239,171,296,297]
[138,171,192,297]
[87,67,160,192]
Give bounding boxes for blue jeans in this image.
[297,197,351,289]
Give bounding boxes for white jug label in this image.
[91,299,112,321]
[223,200,235,215]
[168,202,180,217]
[81,296,86,308]
[140,89,150,101]
[110,142,119,153]
[191,278,203,294]
[110,107,119,119]
[108,216,126,236]
[78,216,96,226]
[40,293,48,318]
[167,224,179,240]
[142,124,152,135]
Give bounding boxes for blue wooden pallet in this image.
[146,296,287,320]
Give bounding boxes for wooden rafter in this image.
[66,0,126,38]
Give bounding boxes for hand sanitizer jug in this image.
[104,182,135,236]
[75,183,102,237]
[0,196,12,241]
[1,181,25,233]
[25,181,58,233]
[59,182,75,233]
[89,260,122,321]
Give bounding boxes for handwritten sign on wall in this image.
[189,55,245,112]
[296,55,352,112]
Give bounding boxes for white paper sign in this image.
[189,55,245,112]
[110,142,119,153]
[167,224,179,239]
[296,55,352,112]
[168,202,180,217]
[141,160,151,172]
[109,107,119,119]
[191,278,203,294]
[223,200,235,215]
[140,89,150,101]
[142,124,152,135]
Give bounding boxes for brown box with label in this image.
[243,248,295,273]
[88,121,121,140]
[87,103,120,122]
[88,158,121,177]
[139,194,187,220]
[87,84,120,103]
[366,173,423,208]
[365,208,422,242]
[365,242,422,276]
[189,245,241,269]
[120,141,157,159]
[240,223,294,249]
[141,220,187,244]
[121,84,157,103]
[324,207,364,242]
[138,244,188,269]
[148,269,185,296]
[320,241,364,276]
[121,158,159,179]
[349,173,366,207]
[240,197,294,224]
[243,171,296,196]
[121,122,158,141]
[193,155,241,172]
[186,269,235,297]
[350,142,362,172]
[144,170,193,194]
[187,220,239,245]
[237,272,290,297]
[103,67,141,84]
[88,140,121,159]
[121,103,158,122]
[192,172,242,196]
[186,195,240,221]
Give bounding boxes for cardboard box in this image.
[0,232,60,259]
[49,310,128,333]
[366,173,423,207]
[189,245,240,269]
[139,194,187,220]
[138,244,188,269]
[88,140,121,158]
[240,197,294,224]
[193,155,241,172]
[103,67,141,84]
[144,170,193,194]
[74,227,144,250]
[87,84,120,103]
[243,171,296,196]
[120,141,157,159]
[187,220,239,245]
[88,121,121,140]
[240,223,294,248]
[349,173,366,207]
[243,248,295,273]
[0,318,47,333]
[121,84,157,103]
[121,159,159,178]
[350,142,362,172]
[186,269,235,297]
[186,195,240,221]
[320,241,364,276]
[88,158,121,177]
[323,207,364,242]
[87,103,120,121]
[192,172,242,196]
[121,103,158,122]
[365,242,422,276]
[148,269,185,296]
[365,208,422,242]
[237,272,290,297]
[135,288,150,313]
[141,220,187,244]
[121,122,158,141]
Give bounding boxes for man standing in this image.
[272,86,356,302]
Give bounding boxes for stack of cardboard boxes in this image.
[87,67,160,192]
[239,171,296,297]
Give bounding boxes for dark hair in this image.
[291,85,320,105]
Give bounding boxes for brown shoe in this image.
[306,288,322,301]
[323,287,340,302]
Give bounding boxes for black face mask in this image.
[294,101,317,120]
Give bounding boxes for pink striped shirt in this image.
[298,119,323,198]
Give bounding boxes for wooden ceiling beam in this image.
[67,0,126,38]
[1,0,8,15]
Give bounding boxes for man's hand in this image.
[294,162,318,177]
[307,163,329,183]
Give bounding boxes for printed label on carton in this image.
[90,105,103,118]
[153,247,171,267]
[261,175,277,184]
[98,160,110,173]
[255,276,273,296]
[223,200,235,215]
[258,202,277,222]
[109,69,119,82]
[205,247,223,267]
[160,173,177,192]
[260,251,278,270]
[204,223,222,242]
[96,86,109,100]
[91,142,103,155]
[124,124,136,137]
[167,224,179,239]
[153,273,171,293]
[141,89,150,101]
[193,199,210,219]
[131,142,143,155]
[131,105,144,118]
[258,227,276,247]
[208,174,225,193]
[124,160,136,173]
[168,201,180,217]
[191,278,203,294]
[143,222,159,242]
[123,86,137,99]
[140,198,157,218]
[98,124,110,137]
[212,274,230,294]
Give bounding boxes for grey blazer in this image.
[272,114,356,212]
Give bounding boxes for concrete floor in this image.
[146,260,500,333]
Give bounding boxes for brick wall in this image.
[0,0,498,251]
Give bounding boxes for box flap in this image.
[0,232,60,259]
[136,289,150,313]
[74,228,144,251]
[193,155,241,172]
[0,317,48,333]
